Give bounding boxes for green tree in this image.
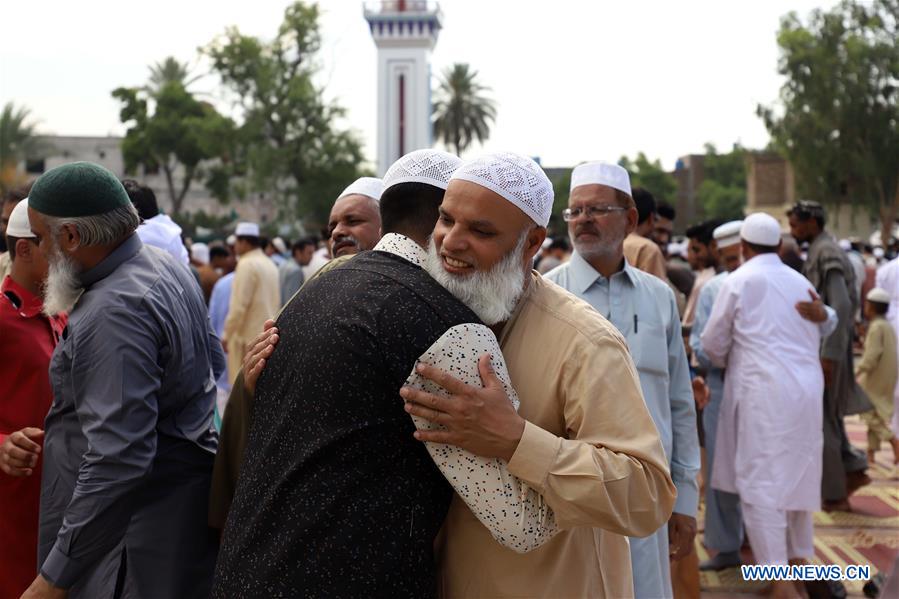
[432,63,497,156]
[0,102,44,194]
[696,143,747,220]
[759,0,898,242]
[203,1,367,224]
[146,57,203,96]
[112,82,236,215]
[618,152,677,201]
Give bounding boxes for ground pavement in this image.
[698,415,899,598]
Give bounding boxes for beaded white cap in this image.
[337,177,383,203]
[383,149,463,191]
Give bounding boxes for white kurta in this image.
[875,258,899,437]
[700,253,825,511]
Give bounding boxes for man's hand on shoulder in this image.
[242,319,280,394]
[401,353,525,462]
[795,289,827,323]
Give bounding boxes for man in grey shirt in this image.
[20,162,224,599]
[277,237,315,305]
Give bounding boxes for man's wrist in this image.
[500,415,526,462]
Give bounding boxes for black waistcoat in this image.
[213,251,481,598]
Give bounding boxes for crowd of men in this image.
[0,148,897,599]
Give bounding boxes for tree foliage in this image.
[146,57,204,97]
[112,82,235,215]
[0,102,46,194]
[432,63,497,157]
[759,0,898,239]
[203,1,367,224]
[618,152,677,202]
[696,143,747,220]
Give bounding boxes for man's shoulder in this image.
[529,275,627,348]
[624,233,656,252]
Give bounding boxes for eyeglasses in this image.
[562,205,628,222]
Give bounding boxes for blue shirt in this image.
[209,272,235,338]
[545,252,700,517]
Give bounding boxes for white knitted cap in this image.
[570,161,632,196]
[191,242,210,265]
[740,212,781,246]
[449,152,554,227]
[713,220,743,248]
[383,149,462,191]
[337,177,383,202]
[235,222,260,237]
[6,198,35,238]
[867,287,891,304]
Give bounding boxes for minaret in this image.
[364,1,442,175]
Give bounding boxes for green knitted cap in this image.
[28,162,130,217]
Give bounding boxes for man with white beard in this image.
[21,162,225,599]
[542,161,698,599]
[402,152,675,597]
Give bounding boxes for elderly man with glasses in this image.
[546,161,699,599]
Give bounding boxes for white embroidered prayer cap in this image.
[226,234,237,246]
[272,237,288,255]
[740,212,781,246]
[450,152,554,227]
[6,198,35,238]
[337,177,383,202]
[235,222,260,237]
[382,149,462,191]
[867,287,891,304]
[713,220,743,248]
[569,161,632,197]
[191,242,210,265]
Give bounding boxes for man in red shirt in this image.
[0,198,66,598]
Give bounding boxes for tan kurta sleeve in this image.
[637,242,668,280]
[856,320,885,378]
[224,260,256,341]
[506,329,676,537]
[209,372,254,529]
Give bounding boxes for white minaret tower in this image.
[364,1,442,175]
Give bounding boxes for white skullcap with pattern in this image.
[337,177,383,203]
[449,152,554,227]
[570,161,632,196]
[383,149,463,191]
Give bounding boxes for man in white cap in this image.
[329,176,383,258]
[0,199,67,598]
[544,161,698,599]
[222,221,279,384]
[402,152,675,597]
[190,241,220,303]
[701,212,837,599]
[690,219,746,571]
[874,256,899,438]
[212,150,560,597]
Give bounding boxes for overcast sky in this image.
[1,0,837,170]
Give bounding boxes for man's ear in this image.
[58,223,81,253]
[524,226,547,263]
[625,207,639,236]
[15,238,34,262]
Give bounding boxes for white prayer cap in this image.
[450,151,554,227]
[541,238,553,251]
[570,161,632,197]
[383,149,462,191]
[6,198,35,238]
[337,177,383,202]
[874,247,885,259]
[713,220,743,248]
[839,238,851,251]
[235,222,260,237]
[191,242,210,265]
[226,234,237,246]
[867,287,891,304]
[272,237,288,255]
[740,212,781,246]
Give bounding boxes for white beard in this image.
[43,245,83,317]
[425,232,528,325]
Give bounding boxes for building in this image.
[364,0,442,175]
[19,135,275,225]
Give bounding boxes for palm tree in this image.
[146,57,204,97]
[432,63,497,156]
[0,103,43,194]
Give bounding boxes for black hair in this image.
[6,235,36,261]
[292,238,316,253]
[632,187,656,225]
[209,246,231,261]
[787,201,826,229]
[744,240,779,254]
[656,201,676,221]
[686,219,725,246]
[379,181,445,240]
[548,237,571,252]
[869,301,889,316]
[237,235,262,248]
[4,182,32,205]
[259,236,271,249]
[121,179,159,221]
